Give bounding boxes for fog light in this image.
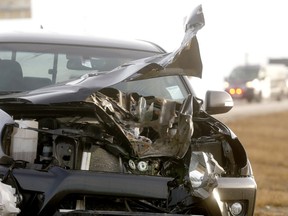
[229,202,243,215]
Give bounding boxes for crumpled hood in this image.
[74,4,204,86]
[0,5,204,104]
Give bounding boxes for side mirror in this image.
[204,90,234,115]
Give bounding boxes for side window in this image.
[56,54,89,83]
[0,51,12,59]
[0,51,55,90]
[16,52,54,79]
[56,54,70,83]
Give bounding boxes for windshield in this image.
[229,65,260,81]
[0,43,159,93]
[113,76,189,102]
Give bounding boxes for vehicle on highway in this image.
[0,5,256,216]
[224,63,288,102]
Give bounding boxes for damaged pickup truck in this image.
[0,5,256,216]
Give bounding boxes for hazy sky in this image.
[3,0,288,89]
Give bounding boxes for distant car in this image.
[224,64,288,102]
[0,5,256,216]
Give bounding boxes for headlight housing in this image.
[188,152,225,199]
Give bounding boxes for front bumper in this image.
[214,177,257,216]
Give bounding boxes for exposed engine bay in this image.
[0,88,245,215]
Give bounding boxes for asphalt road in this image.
[213,98,288,123]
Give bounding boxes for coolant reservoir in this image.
[10,120,38,163]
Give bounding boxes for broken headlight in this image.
[188,151,225,199]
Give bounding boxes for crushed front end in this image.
[0,87,256,216]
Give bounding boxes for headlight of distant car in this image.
[224,81,230,89]
[246,79,260,90]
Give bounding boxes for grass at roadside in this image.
[224,111,288,213]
